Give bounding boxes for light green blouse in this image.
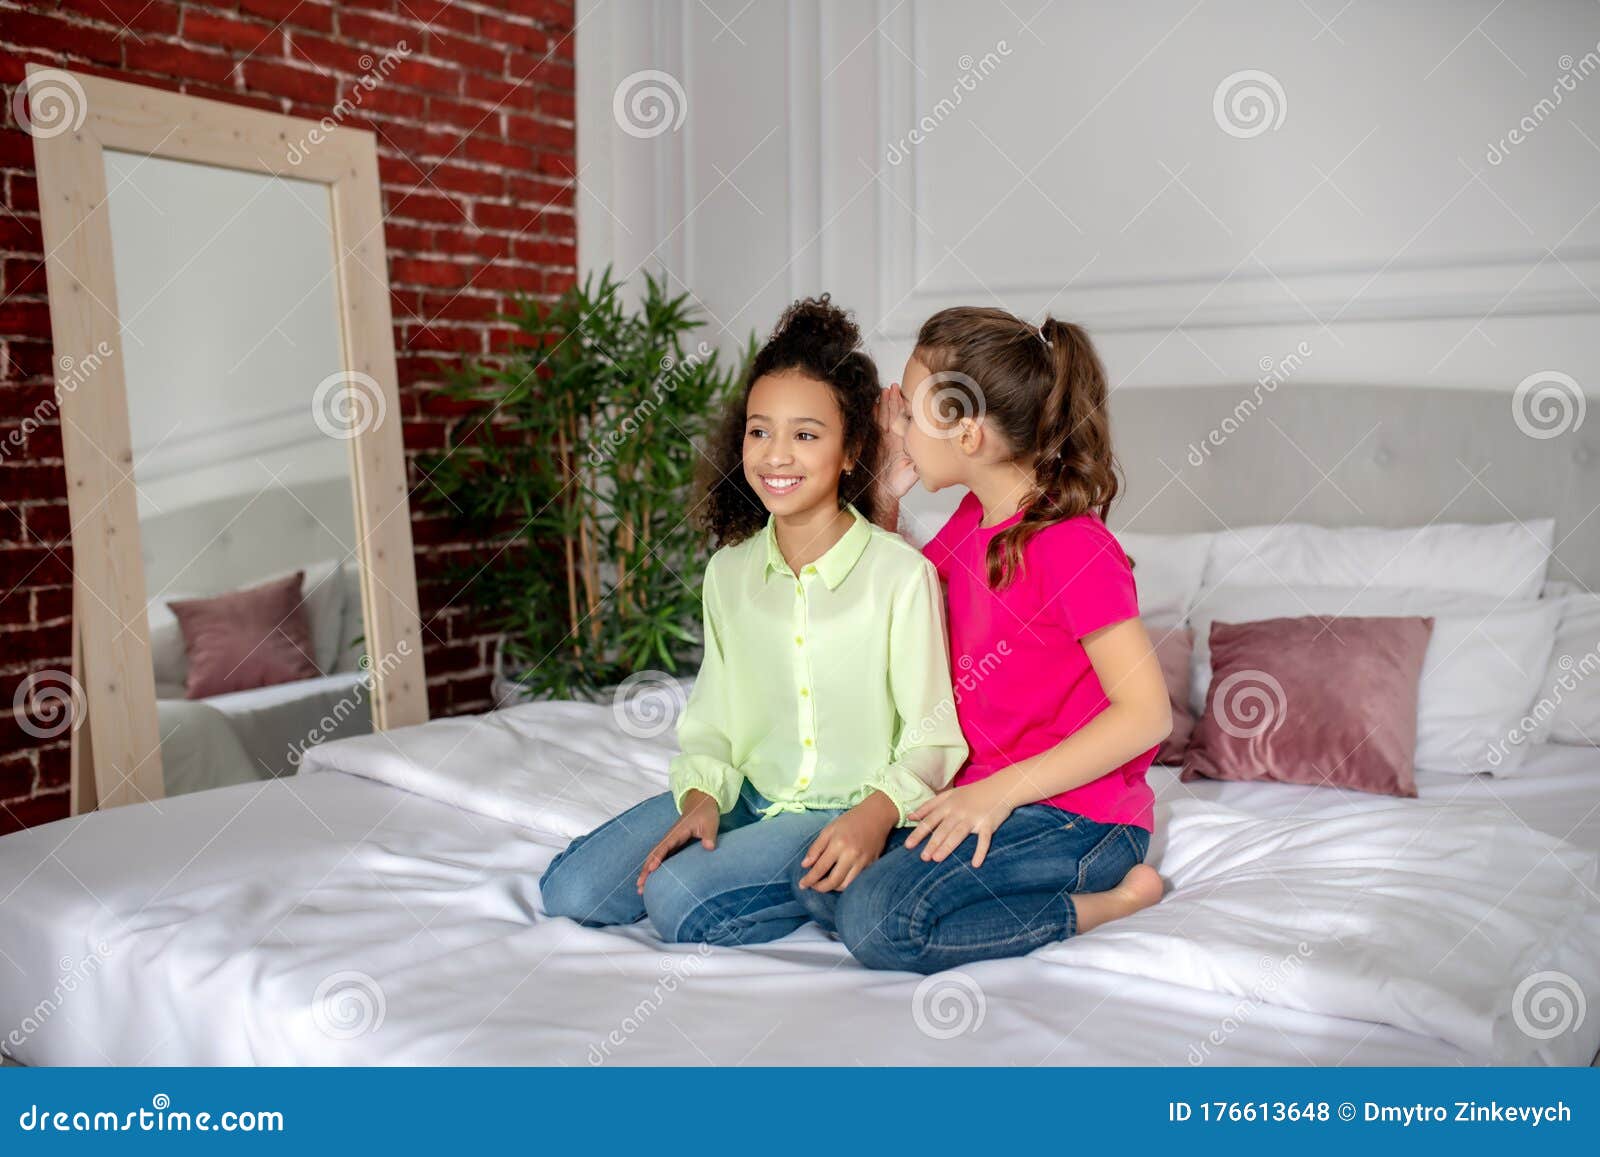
[669,505,968,825]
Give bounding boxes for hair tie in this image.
[1036,321,1052,349]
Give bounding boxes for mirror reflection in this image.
[102,150,373,797]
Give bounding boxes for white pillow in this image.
[1115,530,1214,624]
[145,596,194,688]
[299,558,349,674]
[1202,520,1554,602]
[1531,590,1600,746]
[1189,585,1562,775]
[1544,579,1586,599]
[332,560,367,673]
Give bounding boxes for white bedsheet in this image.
[1,704,1597,1067]
[156,672,374,796]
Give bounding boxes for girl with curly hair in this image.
[540,296,967,946]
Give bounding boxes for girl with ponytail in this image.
[791,306,1170,973]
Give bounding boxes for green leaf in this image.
[413,264,750,701]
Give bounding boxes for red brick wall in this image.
[0,0,578,833]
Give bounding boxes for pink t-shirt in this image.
[924,493,1156,831]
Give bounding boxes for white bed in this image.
[0,697,1596,1068]
[5,383,1597,1068]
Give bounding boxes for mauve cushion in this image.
[1182,614,1435,798]
[169,571,320,699]
[1151,624,1195,765]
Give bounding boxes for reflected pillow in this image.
[169,571,319,699]
[145,594,195,690]
[300,557,348,674]
[1183,614,1434,798]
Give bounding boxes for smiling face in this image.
[742,369,853,517]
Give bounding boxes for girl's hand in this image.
[875,384,919,500]
[796,790,899,893]
[904,779,1016,868]
[636,789,720,892]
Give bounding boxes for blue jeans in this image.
[540,782,845,945]
[791,804,1151,974]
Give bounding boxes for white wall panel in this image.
[578,0,1600,396]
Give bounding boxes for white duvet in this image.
[297,700,680,842]
[293,703,1600,1065]
[1,700,1596,1066]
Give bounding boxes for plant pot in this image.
[490,640,695,740]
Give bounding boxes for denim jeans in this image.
[791,804,1151,974]
[540,782,844,946]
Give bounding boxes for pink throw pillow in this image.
[1151,624,1195,765]
[168,571,320,699]
[1182,614,1434,798]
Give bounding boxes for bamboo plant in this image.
[418,268,745,702]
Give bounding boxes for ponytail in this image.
[988,318,1119,587]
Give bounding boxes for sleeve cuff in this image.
[867,763,939,827]
[669,756,743,815]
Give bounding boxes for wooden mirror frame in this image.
[26,66,429,813]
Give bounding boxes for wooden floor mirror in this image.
[26,66,428,813]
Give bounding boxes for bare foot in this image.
[1071,863,1164,935]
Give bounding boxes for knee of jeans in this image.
[836,875,928,972]
[540,855,614,926]
[640,867,703,943]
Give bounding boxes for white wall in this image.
[578,0,1599,393]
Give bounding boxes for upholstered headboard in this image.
[139,477,358,599]
[1103,384,1598,589]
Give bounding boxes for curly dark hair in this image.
[696,295,882,547]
